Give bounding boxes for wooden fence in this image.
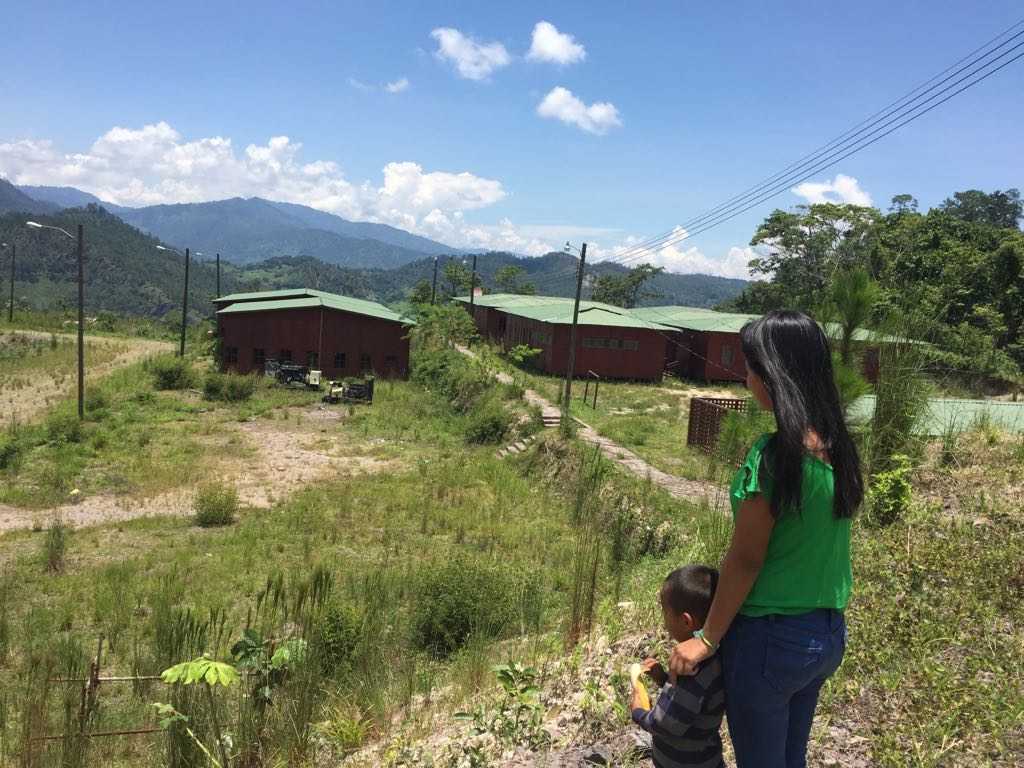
[686,397,749,456]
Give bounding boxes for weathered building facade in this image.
[214,289,413,379]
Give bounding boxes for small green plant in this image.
[150,355,194,390]
[454,662,549,753]
[45,410,82,445]
[193,482,239,527]
[83,387,110,414]
[315,700,370,758]
[315,601,361,676]
[156,657,240,768]
[43,518,68,573]
[939,417,961,467]
[866,454,913,527]
[506,345,542,368]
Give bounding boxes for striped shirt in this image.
[631,656,725,768]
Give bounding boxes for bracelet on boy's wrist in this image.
[694,629,718,651]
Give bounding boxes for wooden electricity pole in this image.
[469,254,478,311]
[561,243,587,425]
[179,247,190,357]
[8,242,14,323]
[215,252,221,298]
[431,256,439,305]
[76,225,84,420]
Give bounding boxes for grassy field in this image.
[483,345,750,481]
[2,320,1022,767]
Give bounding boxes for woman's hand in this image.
[669,636,713,678]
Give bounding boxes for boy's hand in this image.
[641,657,667,687]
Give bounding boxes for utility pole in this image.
[76,225,84,420]
[215,252,221,298]
[180,247,190,357]
[430,256,438,305]
[562,242,587,425]
[8,242,14,323]
[469,254,478,311]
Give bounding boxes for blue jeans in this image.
[720,609,846,768]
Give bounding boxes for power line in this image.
[523,17,1024,293]
[603,45,1024,270]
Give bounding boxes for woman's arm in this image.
[669,495,776,676]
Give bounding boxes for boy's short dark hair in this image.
[661,565,719,621]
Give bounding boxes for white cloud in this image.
[0,122,510,251]
[527,21,586,65]
[590,227,755,279]
[347,77,372,92]
[537,87,621,135]
[430,27,511,80]
[790,173,872,206]
[384,77,410,94]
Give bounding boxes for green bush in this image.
[464,397,512,445]
[0,434,22,470]
[43,518,69,573]
[193,482,239,527]
[866,454,913,527]
[45,410,82,445]
[149,355,194,390]
[84,387,110,415]
[204,372,257,402]
[411,557,540,658]
[316,601,362,676]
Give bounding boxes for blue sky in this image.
[1,1,1022,277]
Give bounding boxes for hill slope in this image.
[0,179,59,215]
[1,205,219,319]
[17,185,131,213]
[113,197,447,269]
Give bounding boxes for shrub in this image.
[193,482,239,527]
[150,355,194,390]
[45,410,82,445]
[203,372,225,401]
[411,557,539,658]
[84,387,110,414]
[866,454,913,527]
[43,518,69,573]
[315,601,362,676]
[464,397,512,445]
[0,433,22,470]
[223,374,256,402]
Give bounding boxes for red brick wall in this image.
[218,307,411,379]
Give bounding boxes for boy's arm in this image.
[631,671,707,737]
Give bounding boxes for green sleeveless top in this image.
[729,433,852,617]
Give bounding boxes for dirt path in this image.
[471,347,725,508]
[0,404,396,533]
[1,330,174,424]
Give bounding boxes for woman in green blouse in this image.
[670,310,863,768]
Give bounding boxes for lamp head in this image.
[26,221,43,229]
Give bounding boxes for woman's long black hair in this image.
[740,310,863,519]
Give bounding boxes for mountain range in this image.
[18,184,461,269]
[1,179,748,317]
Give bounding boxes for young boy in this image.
[630,565,725,768]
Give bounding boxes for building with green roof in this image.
[215,288,413,379]
[454,293,674,380]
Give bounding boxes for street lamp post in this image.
[26,221,84,419]
[156,245,199,357]
[2,241,12,323]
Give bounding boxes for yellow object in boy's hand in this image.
[629,663,651,710]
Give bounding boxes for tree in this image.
[494,265,536,295]
[409,279,433,305]
[591,264,664,308]
[829,267,880,365]
[939,188,1022,230]
[889,194,918,214]
[442,260,472,298]
[747,203,882,311]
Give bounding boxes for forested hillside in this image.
[0,205,219,320]
[0,178,58,215]
[725,188,1024,381]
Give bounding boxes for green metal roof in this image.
[631,306,760,333]
[454,293,627,314]
[496,303,676,330]
[216,289,414,324]
[848,396,1024,435]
